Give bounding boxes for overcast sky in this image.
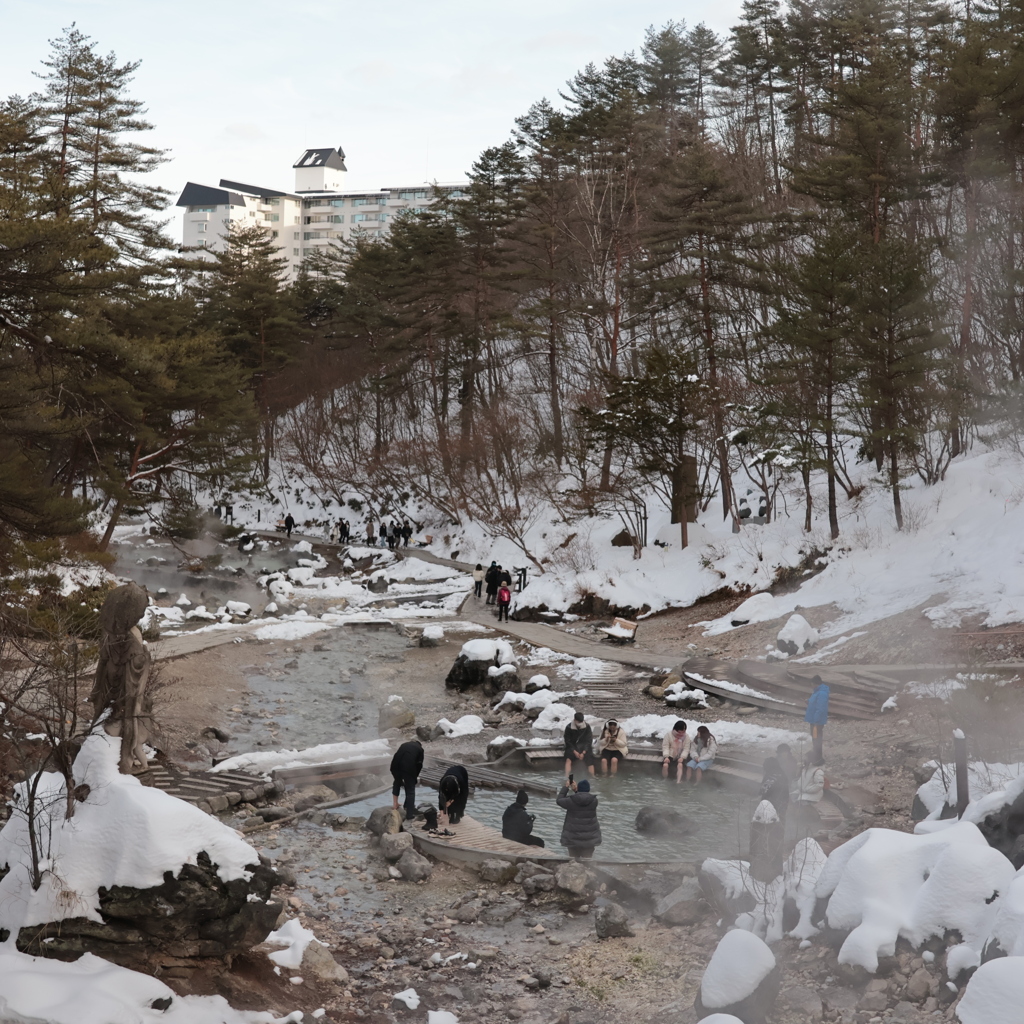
[5,0,746,210]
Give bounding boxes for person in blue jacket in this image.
[804,676,830,764]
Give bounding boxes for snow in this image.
[785,838,829,940]
[423,625,445,640]
[684,672,792,705]
[393,989,420,1009]
[695,1017,745,1024]
[436,715,485,737]
[705,592,779,634]
[531,702,579,731]
[292,541,313,553]
[815,821,1014,972]
[988,868,1024,957]
[0,733,259,941]
[915,762,1024,822]
[265,918,318,968]
[956,957,1024,1024]
[175,593,191,607]
[226,600,252,616]
[752,799,779,824]
[487,663,518,678]
[460,638,516,664]
[665,681,709,708]
[776,613,818,653]
[428,1013,459,1024]
[0,949,299,1024]
[253,620,334,641]
[700,929,776,1008]
[496,688,573,713]
[614,714,802,750]
[528,673,551,689]
[211,738,390,774]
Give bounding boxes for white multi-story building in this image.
[176,147,464,281]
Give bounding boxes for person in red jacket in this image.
[496,583,512,621]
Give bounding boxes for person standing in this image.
[378,522,387,548]
[557,779,601,859]
[484,562,500,605]
[329,521,338,544]
[661,720,690,783]
[284,513,295,538]
[472,563,485,598]
[598,720,628,775]
[340,519,349,543]
[366,521,375,546]
[438,763,470,825]
[402,522,412,546]
[390,739,424,820]
[563,711,596,777]
[686,725,718,784]
[502,789,545,847]
[805,676,830,764]
[498,565,512,587]
[759,756,790,822]
[496,582,512,621]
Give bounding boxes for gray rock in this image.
[820,987,859,1012]
[479,859,517,884]
[379,699,415,731]
[366,806,404,836]
[397,849,433,882]
[554,861,591,896]
[858,991,889,1012]
[481,902,520,925]
[653,878,704,926]
[905,967,934,1001]
[486,738,522,762]
[778,985,823,1020]
[380,832,415,862]
[636,806,694,837]
[445,654,495,692]
[419,631,440,648]
[647,686,667,699]
[450,901,483,923]
[301,940,349,983]
[594,902,634,939]
[522,873,555,895]
[534,968,552,989]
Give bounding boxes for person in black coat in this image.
[499,566,513,587]
[557,779,602,858]
[563,712,596,777]
[284,513,295,538]
[484,562,500,605]
[502,789,545,847]
[759,756,789,822]
[438,763,470,825]
[390,740,424,819]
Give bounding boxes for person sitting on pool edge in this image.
[438,763,469,826]
[598,719,628,775]
[502,789,545,847]
[661,720,690,783]
[563,711,596,778]
[686,725,718,784]
[557,778,601,859]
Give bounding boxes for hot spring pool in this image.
[336,763,763,863]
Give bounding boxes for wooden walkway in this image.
[134,760,272,814]
[412,812,563,865]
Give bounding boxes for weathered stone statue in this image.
[90,582,154,773]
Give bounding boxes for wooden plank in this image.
[412,813,563,866]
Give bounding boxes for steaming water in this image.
[337,765,760,863]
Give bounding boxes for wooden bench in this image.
[598,617,637,644]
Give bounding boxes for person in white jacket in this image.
[686,725,718,784]
[661,720,691,783]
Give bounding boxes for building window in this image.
[293,217,300,224]
[329,214,344,223]
[352,213,368,222]
[293,248,299,256]
[272,230,279,238]
[267,197,281,206]
[294,231,300,239]
[197,223,207,231]
[269,213,280,221]
[189,205,217,213]
[329,199,345,207]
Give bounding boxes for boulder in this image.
[380,832,415,862]
[523,674,551,695]
[301,939,349,983]
[486,738,522,762]
[694,929,779,1024]
[480,901,520,924]
[554,861,591,896]
[594,902,634,939]
[653,878,704,926]
[379,698,415,731]
[478,859,517,884]
[14,852,282,968]
[905,967,935,1002]
[445,655,494,692]
[522,872,555,896]
[367,573,388,594]
[635,806,695,837]
[396,849,433,882]
[366,806,404,837]
[293,784,336,812]
[647,686,667,700]
[776,613,818,655]
[777,986,822,1020]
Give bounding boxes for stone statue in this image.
[90,582,155,773]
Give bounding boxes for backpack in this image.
[497,586,511,604]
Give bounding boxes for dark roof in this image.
[293,147,347,172]
[219,178,298,200]
[176,182,249,208]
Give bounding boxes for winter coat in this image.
[760,769,789,820]
[485,566,500,594]
[563,721,594,758]
[497,586,511,605]
[661,729,691,761]
[598,727,629,758]
[557,786,602,848]
[792,764,825,803]
[284,515,295,529]
[501,803,537,845]
[438,764,470,815]
[499,570,512,586]
[472,568,485,583]
[390,740,423,781]
[691,735,718,762]
[804,684,830,725]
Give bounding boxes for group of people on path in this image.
[474,561,514,621]
[368,520,413,549]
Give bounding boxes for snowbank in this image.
[0,734,259,939]
[531,703,578,731]
[460,638,515,664]
[957,957,1024,1024]
[0,949,300,1024]
[700,929,776,1008]
[211,738,390,775]
[616,714,802,750]
[423,625,445,641]
[436,715,485,738]
[915,762,1024,823]
[815,821,1014,972]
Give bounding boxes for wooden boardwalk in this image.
[134,760,272,813]
[412,812,563,865]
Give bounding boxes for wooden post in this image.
[954,728,969,819]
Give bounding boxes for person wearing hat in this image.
[502,789,545,847]
[563,711,596,777]
[804,676,830,764]
[438,763,470,825]
[661,720,691,783]
[556,778,602,858]
[597,719,629,775]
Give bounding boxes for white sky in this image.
[4,0,746,207]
